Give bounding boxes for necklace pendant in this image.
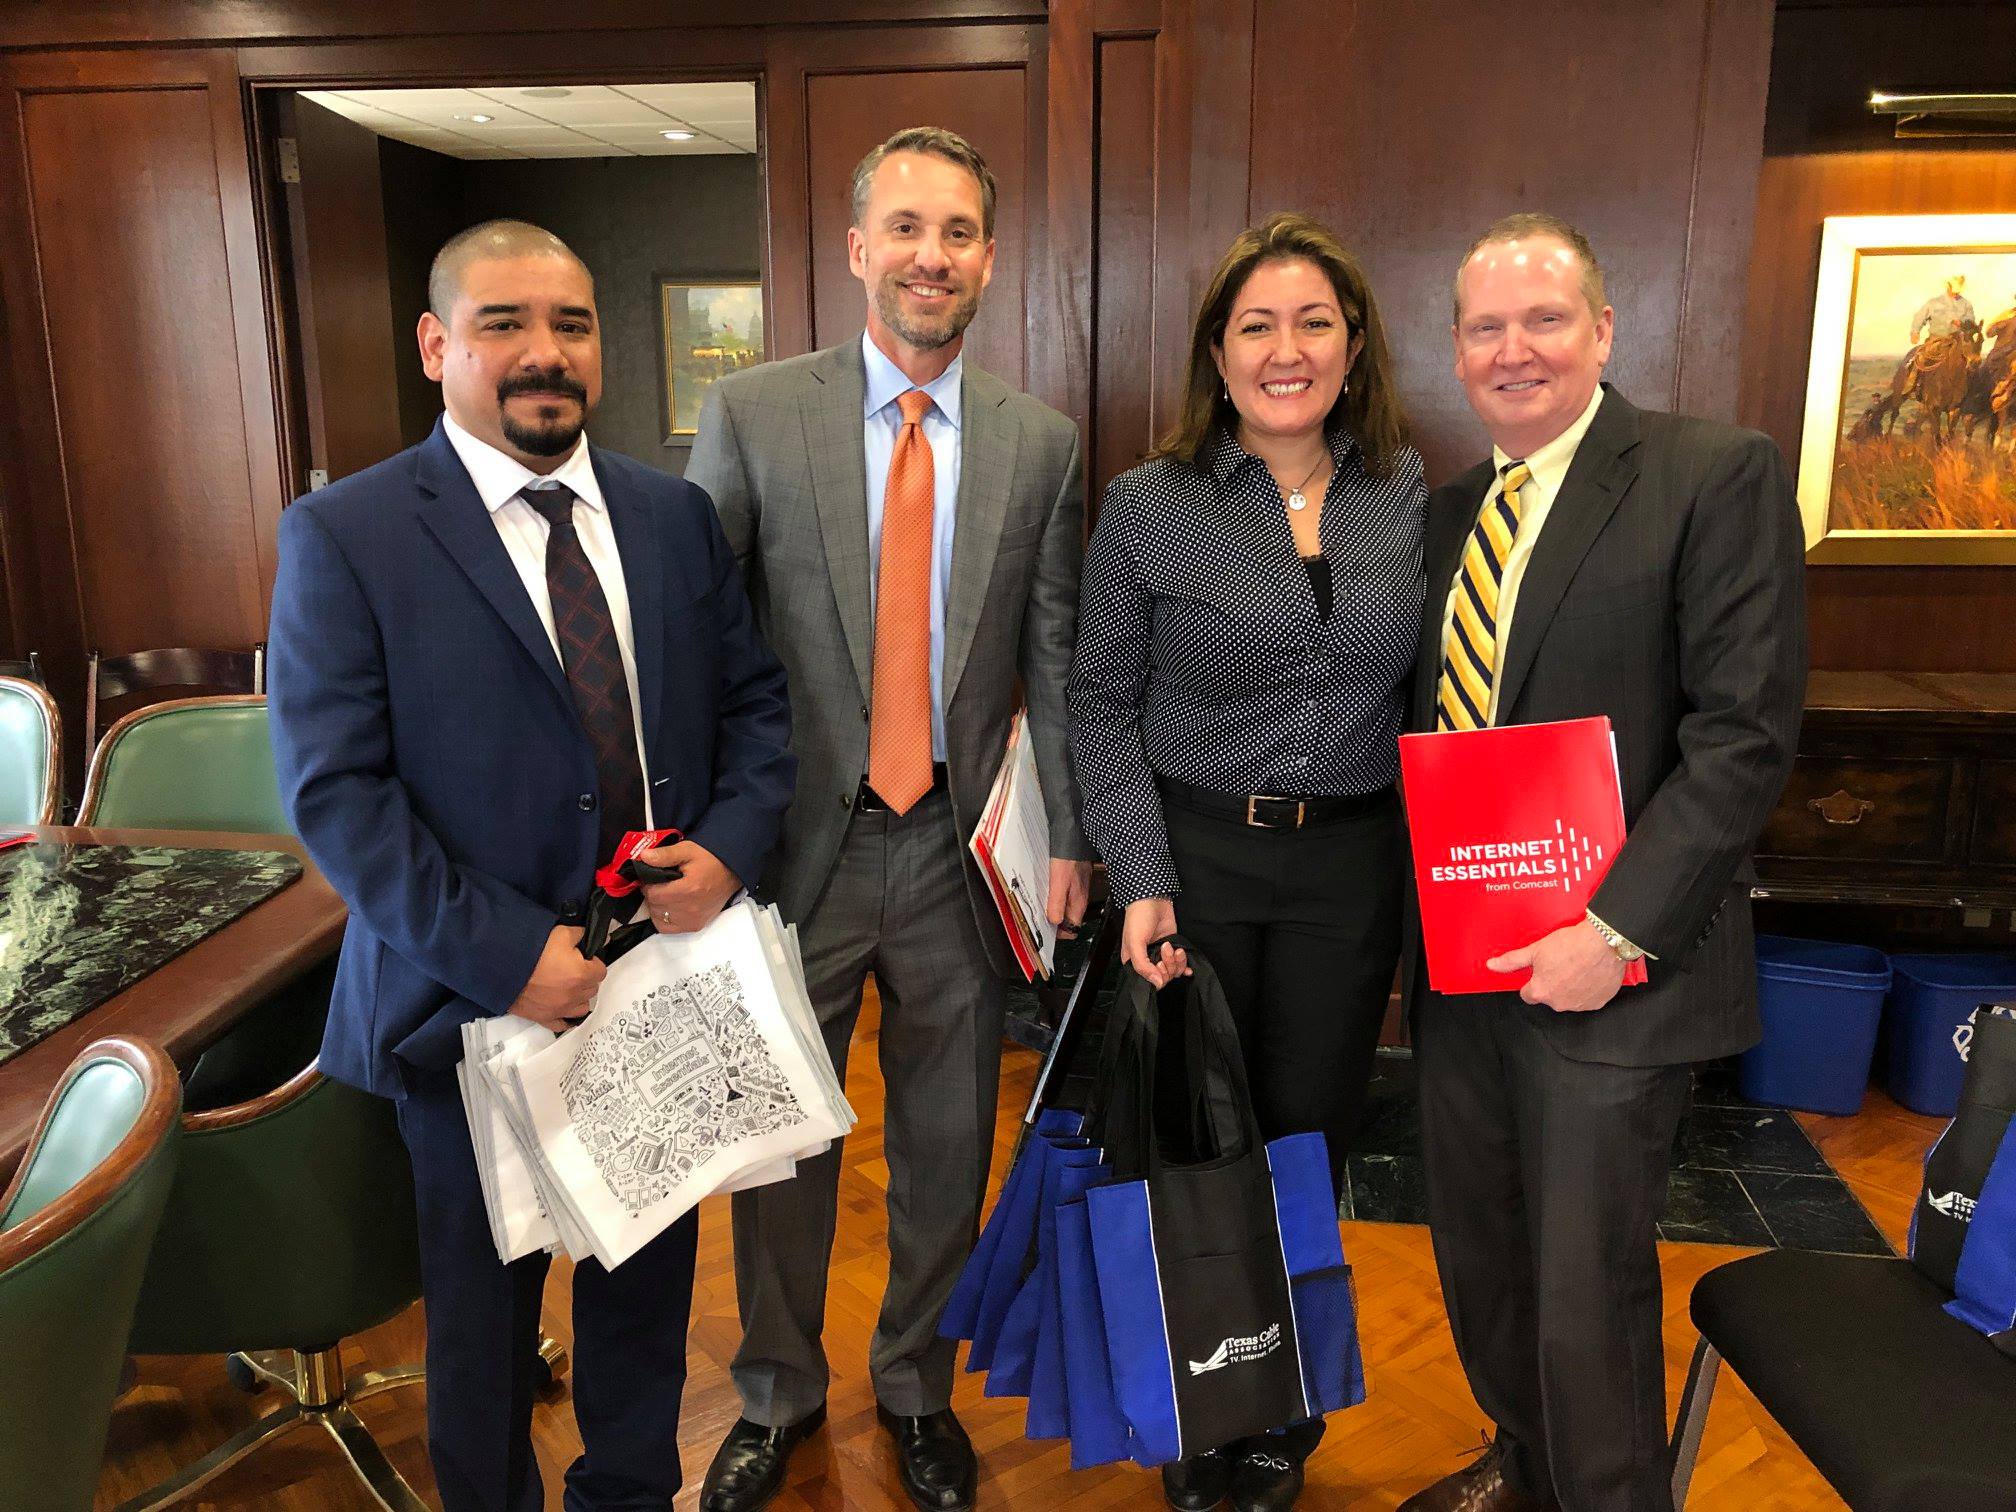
[1287,490,1308,512]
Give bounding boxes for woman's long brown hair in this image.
[1151,212,1410,477]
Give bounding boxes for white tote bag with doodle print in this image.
[511,899,854,1268]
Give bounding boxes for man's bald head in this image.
[428,219,591,320]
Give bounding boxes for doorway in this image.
[265,79,766,491]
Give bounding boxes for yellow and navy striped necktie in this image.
[1435,459,1533,731]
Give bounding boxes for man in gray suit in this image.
[1398,214,1806,1512]
[686,125,1091,1512]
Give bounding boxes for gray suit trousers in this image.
[729,789,1005,1424]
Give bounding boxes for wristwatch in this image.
[1585,909,1646,963]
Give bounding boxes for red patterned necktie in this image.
[868,390,936,814]
[522,483,645,863]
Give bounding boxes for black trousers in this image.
[1158,790,1402,1464]
[397,1078,699,1512]
[1160,788,1403,1200]
[1413,990,1690,1512]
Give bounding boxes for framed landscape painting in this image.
[1796,213,2016,564]
[659,280,764,438]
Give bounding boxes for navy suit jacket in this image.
[269,421,795,1097]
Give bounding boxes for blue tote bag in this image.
[942,1106,1081,1347]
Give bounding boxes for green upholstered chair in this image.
[74,692,323,1111]
[0,1037,181,1512]
[78,694,287,834]
[0,673,62,826]
[114,1062,433,1511]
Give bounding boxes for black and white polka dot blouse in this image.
[1067,425,1427,905]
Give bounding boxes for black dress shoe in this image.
[1230,1443,1305,1512]
[1161,1445,1236,1509]
[875,1404,978,1511]
[698,1404,826,1512]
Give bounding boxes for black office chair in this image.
[1670,1025,2016,1510]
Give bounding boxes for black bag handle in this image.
[1107,944,1263,1182]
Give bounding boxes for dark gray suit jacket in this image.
[687,338,1092,977]
[1404,386,1808,1067]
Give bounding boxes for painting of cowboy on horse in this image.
[1830,251,2016,533]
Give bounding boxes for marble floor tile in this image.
[1346,1152,1428,1226]
[1673,1103,1832,1176]
[1659,1167,1774,1247]
[1742,1170,1893,1256]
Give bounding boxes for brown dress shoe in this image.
[1395,1440,1558,1512]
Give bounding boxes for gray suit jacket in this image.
[1403,386,1808,1067]
[687,338,1091,976]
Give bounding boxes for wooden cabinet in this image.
[1754,672,2016,911]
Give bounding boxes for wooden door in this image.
[281,93,406,486]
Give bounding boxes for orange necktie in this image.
[868,389,936,814]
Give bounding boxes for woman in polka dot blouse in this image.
[1067,212,1426,1511]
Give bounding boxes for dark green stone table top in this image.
[0,827,346,1182]
[1,841,303,1065]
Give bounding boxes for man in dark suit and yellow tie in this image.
[1398,214,1807,1512]
[686,127,1092,1512]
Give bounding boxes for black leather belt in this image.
[857,763,949,812]
[1158,776,1393,830]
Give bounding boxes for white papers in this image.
[460,899,854,1269]
[970,709,1055,981]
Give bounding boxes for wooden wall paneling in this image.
[1042,0,1159,513]
[1149,0,1254,446]
[1739,1,2016,673]
[1089,34,1159,495]
[1671,0,1775,419]
[284,93,405,486]
[771,23,1043,387]
[0,1,1049,51]
[0,49,282,781]
[1243,0,1770,484]
[205,49,287,620]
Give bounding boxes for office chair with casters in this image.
[113,1058,567,1512]
[0,672,62,825]
[86,643,264,757]
[0,1037,181,1512]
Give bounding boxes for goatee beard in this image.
[874,275,979,352]
[501,410,584,457]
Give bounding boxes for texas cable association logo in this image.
[1188,1321,1284,1376]
[1929,1189,1978,1223]
[1425,819,1607,897]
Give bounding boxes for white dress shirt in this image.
[1439,384,1608,723]
[442,413,654,822]
[861,331,962,762]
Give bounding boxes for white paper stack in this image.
[458,898,855,1268]
[969,708,1056,981]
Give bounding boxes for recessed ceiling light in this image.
[455,113,494,124]
[660,129,696,141]
[521,87,573,99]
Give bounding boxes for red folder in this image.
[1400,716,1648,996]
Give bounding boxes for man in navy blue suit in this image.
[268,219,795,1512]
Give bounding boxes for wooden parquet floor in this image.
[94,990,1944,1511]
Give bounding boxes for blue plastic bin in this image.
[1880,953,2016,1117]
[1736,936,1892,1116]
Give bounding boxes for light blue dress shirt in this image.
[862,330,962,762]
